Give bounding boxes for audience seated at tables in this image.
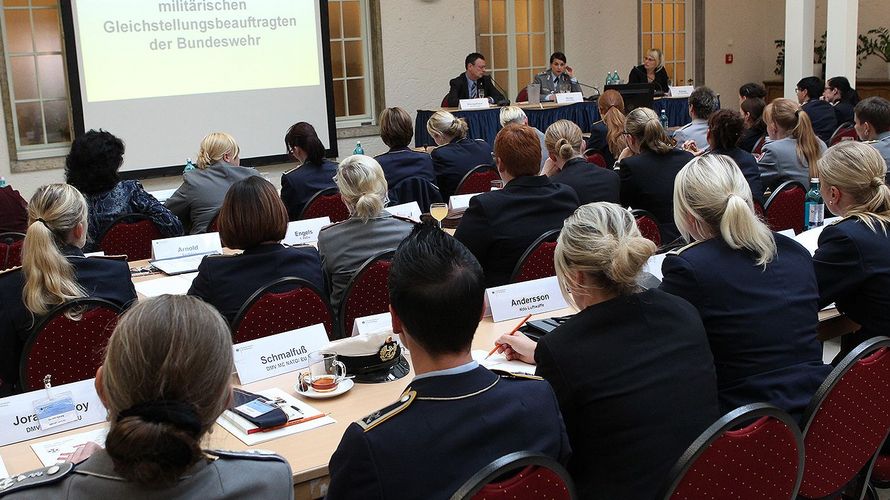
[374,107,436,188]
[0,184,136,396]
[166,132,258,234]
[824,76,859,125]
[187,176,325,324]
[454,124,578,287]
[617,107,694,244]
[739,96,768,153]
[496,202,719,500]
[673,86,719,153]
[796,76,838,144]
[427,110,493,199]
[3,295,294,498]
[317,155,414,321]
[542,119,620,205]
[0,182,27,234]
[854,97,890,174]
[813,142,890,358]
[660,155,829,420]
[588,89,627,167]
[280,122,339,221]
[628,47,670,93]
[326,223,570,499]
[758,98,826,190]
[499,106,547,170]
[705,109,765,204]
[65,129,182,251]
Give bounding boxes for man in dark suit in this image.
[455,124,579,287]
[446,53,506,107]
[797,76,837,143]
[326,224,570,499]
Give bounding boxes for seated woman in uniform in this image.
[374,107,436,188]
[823,76,860,125]
[542,119,619,205]
[4,295,294,498]
[427,110,493,199]
[65,129,182,251]
[706,109,765,204]
[757,98,826,190]
[0,184,136,395]
[587,89,627,167]
[317,155,414,323]
[188,176,325,324]
[660,154,829,420]
[280,122,339,220]
[739,97,767,153]
[813,141,890,357]
[494,202,719,499]
[166,132,258,234]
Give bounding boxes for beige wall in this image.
[563,1,638,92]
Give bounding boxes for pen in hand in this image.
[485,313,533,360]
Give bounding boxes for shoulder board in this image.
[0,462,73,496]
[318,220,347,231]
[537,70,548,76]
[0,265,21,277]
[391,215,418,224]
[667,239,704,255]
[91,254,127,261]
[473,139,487,144]
[203,253,233,258]
[490,369,543,381]
[205,449,286,462]
[591,119,604,126]
[283,167,297,175]
[357,390,415,432]
[676,122,691,131]
[863,140,878,145]
[828,215,854,226]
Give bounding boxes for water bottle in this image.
[660,108,669,129]
[613,69,620,84]
[605,72,612,86]
[183,158,195,174]
[353,141,364,155]
[804,178,824,230]
[0,176,6,188]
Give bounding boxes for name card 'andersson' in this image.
[232,324,330,384]
[485,276,569,323]
[283,217,330,246]
[151,232,222,261]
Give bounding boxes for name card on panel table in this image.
[485,276,568,323]
[283,217,330,246]
[386,202,422,222]
[449,193,480,211]
[0,379,106,447]
[555,92,584,104]
[459,98,490,110]
[151,232,222,261]
[351,312,393,337]
[232,324,330,385]
[668,86,695,97]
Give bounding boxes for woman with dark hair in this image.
[374,107,435,188]
[188,176,325,323]
[739,97,768,153]
[706,109,765,203]
[738,82,767,105]
[824,76,860,125]
[65,129,182,250]
[796,76,837,143]
[280,122,338,220]
[588,89,627,166]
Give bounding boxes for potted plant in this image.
[866,27,890,78]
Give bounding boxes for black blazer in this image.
[535,288,719,500]
[802,99,838,144]
[187,243,326,324]
[454,175,579,287]
[627,65,670,93]
[0,246,136,395]
[430,137,493,200]
[709,147,765,204]
[280,159,339,220]
[738,122,767,153]
[660,236,830,420]
[446,73,506,107]
[374,147,436,188]
[586,121,616,166]
[618,148,694,244]
[550,157,620,205]
[833,101,855,125]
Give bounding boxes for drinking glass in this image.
[430,203,448,229]
[302,352,346,393]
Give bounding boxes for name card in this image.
[459,98,490,110]
[351,312,393,337]
[555,92,584,104]
[0,379,106,447]
[449,193,480,210]
[151,232,222,261]
[668,85,694,97]
[387,202,422,221]
[232,324,330,384]
[485,276,569,323]
[283,217,330,246]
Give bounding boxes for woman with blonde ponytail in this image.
[758,98,827,189]
[661,154,829,419]
[814,141,890,356]
[427,110,493,199]
[0,184,136,395]
[542,119,619,204]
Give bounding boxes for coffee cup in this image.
[303,352,346,392]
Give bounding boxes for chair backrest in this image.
[829,121,858,146]
[451,451,577,500]
[389,177,444,213]
[338,250,394,338]
[0,232,25,270]
[764,180,806,235]
[441,95,450,107]
[753,134,767,155]
[753,199,766,219]
[510,229,560,283]
[232,277,335,343]
[797,336,890,499]
[455,165,499,196]
[661,403,804,500]
[631,209,662,247]
[584,151,608,168]
[300,188,350,223]
[19,298,123,392]
[516,87,529,102]
[207,210,221,233]
[96,214,164,261]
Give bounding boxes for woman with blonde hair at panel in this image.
[165,131,259,234]
[757,98,826,190]
[660,154,829,420]
[628,48,670,92]
[427,110,493,199]
[814,141,890,356]
[587,89,627,166]
[542,119,619,205]
[0,184,136,395]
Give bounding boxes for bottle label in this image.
[805,202,824,228]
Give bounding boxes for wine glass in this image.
[430,203,448,229]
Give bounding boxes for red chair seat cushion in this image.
[472,465,571,500]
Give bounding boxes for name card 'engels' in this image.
[0,379,106,447]
[283,217,330,246]
[151,232,222,261]
[449,193,480,211]
[485,276,569,323]
[232,324,330,384]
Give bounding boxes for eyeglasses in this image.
[795,88,805,92]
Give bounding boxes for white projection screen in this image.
[61,0,337,174]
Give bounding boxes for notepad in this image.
[472,350,536,375]
[217,388,334,445]
[134,273,197,297]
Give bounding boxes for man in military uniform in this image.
[673,86,719,153]
[326,224,570,499]
[854,97,890,180]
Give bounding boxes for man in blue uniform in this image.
[326,224,570,499]
[854,97,890,180]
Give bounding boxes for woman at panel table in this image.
[427,110,493,200]
[757,98,826,190]
[165,132,259,234]
[66,129,183,252]
[3,295,294,499]
[627,48,670,93]
[813,141,890,358]
[541,119,620,205]
[280,122,339,221]
[705,109,765,204]
[374,106,436,188]
[587,89,627,167]
[495,202,719,500]
[0,184,136,396]
[659,154,829,420]
[187,176,325,324]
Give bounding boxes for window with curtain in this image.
[640,0,692,86]
[1,0,72,160]
[328,0,375,126]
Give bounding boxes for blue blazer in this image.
[430,137,493,199]
[550,157,620,205]
[802,99,838,144]
[586,121,616,166]
[374,147,436,188]
[660,235,830,420]
[280,159,339,220]
[709,148,765,204]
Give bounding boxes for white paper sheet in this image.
[148,188,177,204]
[642,253,668,282]
[793,217,841,256]
[0,454,8,479]
[134,273,197,297]
[216,388,335,445]
[472,350,537,375]
[30,428,108,467]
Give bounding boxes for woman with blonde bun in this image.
[427,110,493,199]
[495,202,718,499]
[542,119,619,205]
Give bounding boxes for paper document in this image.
[217,388,334,445]
[134,273,197,297]
[148,188,177,204]
[793,218,841,256]
[642,253,667,281]
[472,350,536,375]
[151,253,215,275]
[30,428,108,467]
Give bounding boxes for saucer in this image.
[293,378,354,399]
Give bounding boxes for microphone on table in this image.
[484,75,511,106]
